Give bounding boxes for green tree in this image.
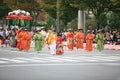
[107,12,120,29]
[37,0,78,30]
[4,0,39,12]
[0,0,10,19]
[45,16,56,30]
[38,0,56,19]
[60,0,78,30]
[71,0,120,29]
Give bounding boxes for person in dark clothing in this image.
[113,32,118,44]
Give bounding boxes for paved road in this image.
[0,55,120,64]
[0,63,120,80]
[0,46,120,80]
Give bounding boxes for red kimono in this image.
[66,32,74,50]
[85,33,94,51]
[56,36,64,55]
[76,32,84,49]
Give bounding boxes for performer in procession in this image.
[17,28,31,51]
[40,27,46,47]
[10,28,17,48]
[56,32,64,55]
[66,28,74,51]
[33,29,44,53]
[47,26,56,55]
[85,30,94,51]
[96,29,104,51]
[45,30,51,50]
[40,27,46,38]
[16,27,25,51]
[76,29,84,49]
[22,28,31,51]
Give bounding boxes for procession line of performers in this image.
[0,26,104,55]
[66,28,104,52]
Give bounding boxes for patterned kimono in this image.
[85,33,94,51]
[33,33,43,51]
[56,36,64,55]
[76,32,84,49]
[66,31,74,50]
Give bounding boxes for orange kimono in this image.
[17,30,24,50]
[16,29,22,48]
[85,33,94,51]
[22,31,31,51]
[66,32,74,50]
[76,32,84,49]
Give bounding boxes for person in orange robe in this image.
[56,32,64,55]
[85,30,94,51]
[16,28,24,51]
[47,27,56,55]
[22,28,31,51]
[66,29,74,51]
[16,28,22,48]
[76,29,84,49]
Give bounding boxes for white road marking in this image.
[14,57,44,62]
[0,56,120,64]
[0,58,26,63]
[0,61,8,63]
[46,57,78,62]
[63,56,99,62]
[90,56,120,61]
[30,57,63,62]
[81,57,109,61]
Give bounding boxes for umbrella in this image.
[18,14,32,20]
[6,10,32,28]
[18,14,32,27]
[27,16,32,20]
[6,16,12,20]
[6,14,18,26]
[7,14,19,20]
[18,14,26,20]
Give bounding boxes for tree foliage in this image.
[1,0,120,30]
[0,0,10,19]
[4,0,40,12]
[37,0,56,19]
[71,0,120,29]
[36,0,78,30]
[60,0,78,26]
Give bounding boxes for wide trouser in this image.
[49,41,56,54]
